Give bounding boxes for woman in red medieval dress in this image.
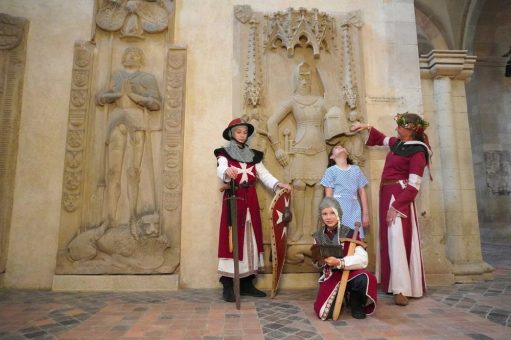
[214,118,291,302]
[351,113,432,306]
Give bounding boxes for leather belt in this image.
[237,181,256,188]
[380,179,408,187]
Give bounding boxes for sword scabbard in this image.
[228,180,241,310]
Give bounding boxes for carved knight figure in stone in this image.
[96,47,161,238]
[267,62,342,243]
[96,0,173,39]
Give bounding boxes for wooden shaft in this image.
[332,223,360,320]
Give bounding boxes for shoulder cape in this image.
[214,147,264,163]
[390,140,431,164]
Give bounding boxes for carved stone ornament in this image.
[62,42,94,213]
[0,13,25,49]
[96,0,174,39]
[485,150,511,196]
[339,10,363,28]
[264,7,336,58]
[65,215,171,273]
[234,7,367,274]
[244,19,262,107]
[234,5,253,24]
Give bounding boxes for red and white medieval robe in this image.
[366,127,430,297]
[214,148,279,278]
[313,228,377,319]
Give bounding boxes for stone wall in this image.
[466,0,511,242]
[0,0,493,290]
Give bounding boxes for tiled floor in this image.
[1,242,510,339]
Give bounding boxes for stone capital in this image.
[419,50,476,81]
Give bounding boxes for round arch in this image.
[414,7,449,55]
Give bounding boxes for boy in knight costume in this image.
[214,118,291,302]
[312,197,377,320]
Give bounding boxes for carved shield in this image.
[269,188,292,298]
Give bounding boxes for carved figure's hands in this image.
[156,235,169,245]
[348,109,362,122]
[127,92,145,104]
[274,149,289,167]
[127,93,161,111]
[97,91,122,105]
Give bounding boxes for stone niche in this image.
[55,0,185,276]
[232,6,367,274]
[0,13,29,275]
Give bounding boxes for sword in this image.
[220,183,234,252]
[226,180,241,309]
[332,222,361,320]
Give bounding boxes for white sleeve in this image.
[255,162,279,191]
[342,246,368,270]
[408,173,423,190]
[216,156,230,182]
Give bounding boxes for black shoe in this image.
[240,275,267,297]
[222,286,236,302]
[219,276,236,303]
[349,292,367,319]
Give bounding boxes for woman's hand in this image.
[225,167,238,179]
[350,122,370,133]
[386,208,398,225]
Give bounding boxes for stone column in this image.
[420,50,493,283]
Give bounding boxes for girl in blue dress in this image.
[320,144,370,238]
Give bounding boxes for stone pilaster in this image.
[420,50,493,283]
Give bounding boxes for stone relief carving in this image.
[0,13,28,274]
[485,151,511,196]
[159,47,186,268]
[96,0,174,39]
[0,13,25,49]
[241,17,268,153]
[263,7,336,58]
[245,19,262,108]
[234,7,366,273]
[96,47,162,237]
[62,42,95,214]
[267,61,340,243]
[57,4,183,274]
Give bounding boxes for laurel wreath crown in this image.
[394,113,429,133]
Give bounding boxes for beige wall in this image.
[0,1,94,288]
